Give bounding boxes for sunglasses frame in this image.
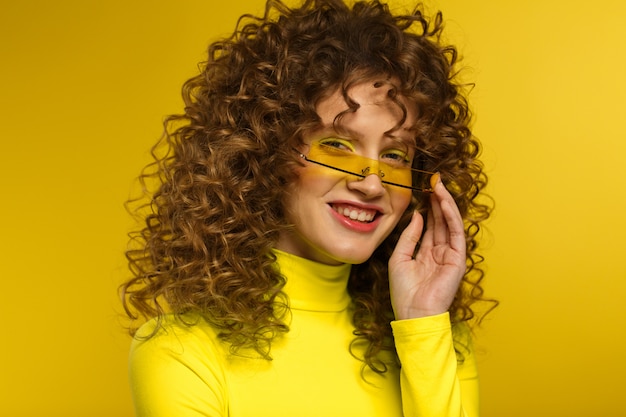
[295,144,435,193]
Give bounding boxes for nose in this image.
[346,171,386,198]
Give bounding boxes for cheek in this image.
[392,189,413,213]
[300,164,343,181]
[388,190,413,229]
[297,166,347,194]
[283,168,331,213]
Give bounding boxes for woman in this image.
[121,0,494,415]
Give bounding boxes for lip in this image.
[327,200,384,233]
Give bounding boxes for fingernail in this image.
[429,172,440,191]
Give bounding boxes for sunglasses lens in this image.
[306,142,432,192]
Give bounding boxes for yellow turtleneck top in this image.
[129,250,479,416]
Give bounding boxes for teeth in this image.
[333,205,376,223]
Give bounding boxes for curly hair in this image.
[121,0,495,373]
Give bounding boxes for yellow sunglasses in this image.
[296,141,435,193]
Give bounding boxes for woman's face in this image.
[276,81,416,265]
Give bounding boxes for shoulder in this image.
[130,313,225,367]
[128,314,230,415]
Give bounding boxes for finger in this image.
[430,179,449,246]
[419,206,435,251]
[433,178,466,252]
[390,210,424,262]
[440,198,465,253]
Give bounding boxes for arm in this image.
[128,317,228,417]
[388,173,467,321]
[388,174,478,416]
[392,314,479,417]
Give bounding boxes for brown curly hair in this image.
[121,0,495,373]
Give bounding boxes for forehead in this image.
[315,81,418,144]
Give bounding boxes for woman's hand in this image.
[388,174,467,320]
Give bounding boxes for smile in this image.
[331,203,378,223]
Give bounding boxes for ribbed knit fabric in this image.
[129,250,478,416]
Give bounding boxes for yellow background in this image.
[1,1,625,416]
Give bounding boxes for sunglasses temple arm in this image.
[299,153,367,179]
[298,151,434,193]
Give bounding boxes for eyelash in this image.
[318,138,412,167]
[319,138,354,151]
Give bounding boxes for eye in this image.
[381,149,412,167]
[318,138,355,152]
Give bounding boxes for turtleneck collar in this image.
[273,249,352,313]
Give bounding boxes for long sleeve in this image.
[127,253,478,416]
[128,318,228,417]
[391,312,479,417]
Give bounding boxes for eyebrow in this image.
[321,124,416,149]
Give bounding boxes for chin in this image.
[322,244,378,265]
